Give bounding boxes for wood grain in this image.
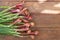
[0,0,60,40]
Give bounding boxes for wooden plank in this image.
[33,13,60,27]
[0,0,60,2]
[25,2,60,13]
[0,0,22,2]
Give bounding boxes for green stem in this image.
[0,15,18,23]
[1,14,18,19]
[0,12,10,17]
[0,6,10,8]
[0,6,15,14]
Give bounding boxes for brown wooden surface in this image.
[0,0,60,2]
[0,0,60,40]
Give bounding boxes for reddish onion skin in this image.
[21,28,29,31]
[34,31,39,35]
[16,18,22,22]
[15,4,23,9]
[22,19,29,23]
[27,30,38,35]
[16,28,29,31]
[24,23,31,27]
[24,10,30,16]
[13,18,22,24]
[28,32,36,35]
[21,22,35,28]
[30,22,35,27]
[30,35,35,39]
[28,16,32,20]
[11,9,20,13]
[25,16,32,20]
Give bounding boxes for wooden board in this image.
[0,0,60,40]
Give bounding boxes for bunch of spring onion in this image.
[0,2,38,39]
